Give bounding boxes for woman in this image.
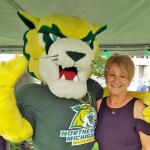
[95,54,150,150]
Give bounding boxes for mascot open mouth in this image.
[59,66,78,81]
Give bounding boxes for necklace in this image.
[78,91,92,104]
[111,110,116,115]
[107,97,128,115]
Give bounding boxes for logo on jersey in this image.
[60,104,97,146]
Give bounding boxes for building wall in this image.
[132,56,150,81]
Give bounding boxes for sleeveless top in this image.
[95,97,150,150]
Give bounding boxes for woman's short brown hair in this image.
[105,54,135,82]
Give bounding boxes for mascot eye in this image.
[38,33,45,48]
[86,40,92,45]
[49,33,61,42]
[86,40,94,49]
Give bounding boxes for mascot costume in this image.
[0,10,105,150]
[0,10,150,150]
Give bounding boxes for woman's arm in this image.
[134,100,150,150]
[139,131,150,150]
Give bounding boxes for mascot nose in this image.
[66,51,86,62]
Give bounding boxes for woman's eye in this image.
[120,75,126,78]
[110,73,115,77]
[49,33,60,41]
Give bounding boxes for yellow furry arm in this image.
[128,91,150,123]
[142,93,150,123]
[0,56,33,142]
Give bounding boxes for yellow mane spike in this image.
[18,9,39,27]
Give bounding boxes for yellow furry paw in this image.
[0,56,28,87]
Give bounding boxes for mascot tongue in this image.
[59,70,76,80]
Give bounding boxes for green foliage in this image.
[91,56,107,78]
[10,138,33,150]
[92,142,99,150]
[10,143,21,150]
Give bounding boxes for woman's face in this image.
[105,63,130,95]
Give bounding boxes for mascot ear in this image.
[17,9,39,29]
[93,25,107,37]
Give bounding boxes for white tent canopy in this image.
[0,0,150,55]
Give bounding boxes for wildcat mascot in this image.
[0,10,105,150]
[0,10,150,150]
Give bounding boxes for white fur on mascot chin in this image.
[39,38,93,99]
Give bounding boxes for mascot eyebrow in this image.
[38,24,66,54]
[38,24,107,53]
[82,25,107,49]
[38,24,66,38]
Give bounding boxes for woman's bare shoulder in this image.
[134,99,146,120]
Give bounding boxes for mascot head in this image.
[18,10,107,99]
